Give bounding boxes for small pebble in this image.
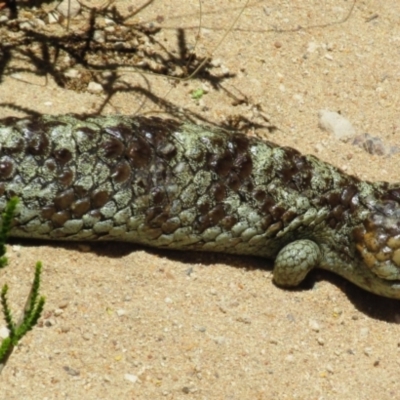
[63,366,80,376]
[54,308,64,317]
[93,30,105,43]
[307,41,318,53]
[0,326,9,339]
[64,68,81,79]
[318,110,356,141]
[59,301,69,309]
[82,332,92,341]
[359,327,369,338]
[116,309,126,317]
[104,18,115,25]
[352,133,399,156]
[45,318,56,327]
[364,347,373,356]
[56,0,81,18]
[326,364,334,374]
[78,244,91,252]
[124,373,138,384]
[35,18,46,28]
[19,21,34,30]
[87,82,103,93]
[309,319,320,332]
[47,11,60,24]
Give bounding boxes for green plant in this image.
[0,198,45,371]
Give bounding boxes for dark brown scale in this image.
[0,183,5,196]
[51,210,70,227]
[325,192,341,208]
[143,227,163,240]
[161,219,180,234]
[352,226,366,243]
[253,189,267,202]
[71,198,91,218]
[22,120,53,156]
[151,187,165,205]
[54,188,75,210]
[87,209,102,220]
[210,182,226,202]
[104,123,134,141]
[265,221,283,237]
[41,205,56,219]
[53,148,72,165]
[195,215,210,233]
[74,185,89,198]
[102,137,125,159]
[91,190,110,208]
[260,195,275,214]
[45,159,57,172]
[277,147,301,185]
[146,207,169,228]
[227,172,241,191]
[328,218,338,229]
[111,161,131,184]
[341,184,358,207]
[157,142,177,160]
[385,187,400,202]
[208,150,234,177]
[198,200,211,214]
[349,195,360,213]
[281,210,297,224]
[220,215,237,230]
[231,133,250,153]
[127,136,152,168]
[269,204,286,221]
[136,117,180,149]
[260,215,273,230]
[208,205,226,225]
[234,154,253,179]
[77,126,98,140]
[331,205,344,221]
[201,135,225,150]
[58,169,74,187]
[150,213,170,228]
[0,158,14,179]
[291,154,313,192]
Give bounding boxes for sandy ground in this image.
[1,0,400,399]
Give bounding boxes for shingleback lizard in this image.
[0,114,400,299]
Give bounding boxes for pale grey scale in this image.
[1,114,400,299]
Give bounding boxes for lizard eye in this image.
[354,201,400,280]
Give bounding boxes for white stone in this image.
[0,326,9,339]
[318,110,356,141]
[56,0,81,19]
[124,373,138,383]
[87,81,103,93]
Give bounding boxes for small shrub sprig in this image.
[0,198,45,371]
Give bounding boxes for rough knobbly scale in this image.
[0,114,400,298]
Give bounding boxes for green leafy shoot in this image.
[191,88,205,100]
[0,198,46,371]
[0,197,18,269]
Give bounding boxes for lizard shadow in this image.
[11,238,400,323]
